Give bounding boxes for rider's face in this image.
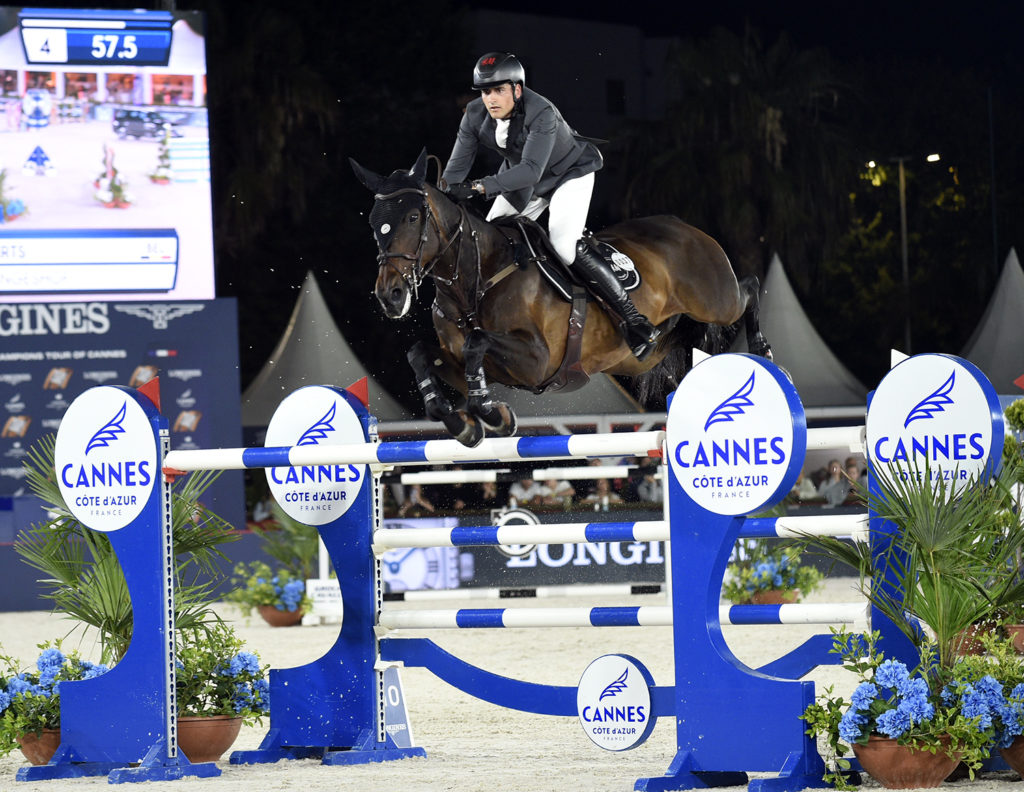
[481,83,520,119]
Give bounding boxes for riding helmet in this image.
[472,52,526,90]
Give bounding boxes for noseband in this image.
[373,187,464,300]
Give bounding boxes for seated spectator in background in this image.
[576,458,607,500]
[790,471,819,502]
[635,466,663,503]
[817,459,850,507]
[398,484,435,517]
[539,477,575,508]
[581,478,623,510]
[508,476,542,508]
[845,460,867,502]
[424,465,471,512]
[468,479,504,512]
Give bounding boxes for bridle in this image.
[373,186,466,301]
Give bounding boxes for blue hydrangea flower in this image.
[839,710,867,742]
[850,682,878,711]
[228,652,260,677]
[875,659,910,690]
[253,678,270,711]
[7,676,32,696]
[36,648,65,672]
[898,676,929,700]
[896,694,934,724]
[876,708,912,738]
[0,690,10,713]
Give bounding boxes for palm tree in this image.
[15,435,238,664]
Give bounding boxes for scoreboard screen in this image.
[0,7,214,302]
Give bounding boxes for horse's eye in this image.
[409,214,419,223]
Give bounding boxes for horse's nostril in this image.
[391,288,403,303]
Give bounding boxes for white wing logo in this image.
[905,372,955,428]
[114,303,204,330]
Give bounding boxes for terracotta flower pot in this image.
[953,624,987,656]
[16,728,61,765]
[176,715,242,763]
[1000,734,1024,776]
[852,735,958,789]
[1005,624,1024,654]
[257,604,303,627]
[750,589,799,605]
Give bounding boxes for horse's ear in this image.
[349,158,384,193]
[409,148,428,184]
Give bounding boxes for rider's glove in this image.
[446,181,481,201]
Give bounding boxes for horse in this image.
[350,149,772,447]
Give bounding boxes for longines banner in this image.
[0,299,244,528]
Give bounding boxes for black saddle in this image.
[492,217,641,303]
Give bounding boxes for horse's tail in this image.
[633,318,741,406]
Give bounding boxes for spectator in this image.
[844,460,867,502]
[581,478,623,511]
[468,479,504,511]
[539,477,575,508]
[635,467,663,503]
[398,484,435,517]
[790,471,818,501]
[508,476,542,508]
[817,459,850,507]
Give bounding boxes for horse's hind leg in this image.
[738,275,773,360]
[463,329,518,438]
[407,341,484,447]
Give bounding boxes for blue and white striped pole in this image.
[163,431,665,473]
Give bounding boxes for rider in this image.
[441,52,660,360]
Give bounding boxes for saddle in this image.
[491,217,641,301]
[489,218,642,394]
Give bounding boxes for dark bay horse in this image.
[351,149,771,446]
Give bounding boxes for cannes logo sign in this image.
[666,354,806,515]
[55,386,157,532]
[265,386,367,525]
[866,354,1003,489]
[576,654,656,751]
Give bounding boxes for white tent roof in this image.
[241,271,411,425]
[731,253,867,407]
[960,249,1024,395]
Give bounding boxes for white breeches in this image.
[486,172,595,264]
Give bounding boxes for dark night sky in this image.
[478,1,1023,72]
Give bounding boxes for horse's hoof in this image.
[480,402,518,438]
[452,410,485,448]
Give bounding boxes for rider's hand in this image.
[446,182,478,202]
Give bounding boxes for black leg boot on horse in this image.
[571,238,661,361]
[407,342,484,447]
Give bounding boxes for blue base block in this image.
[322,745,426,765]
[231,728,425,767]
[636,750,831,792]
[17,741,220,784]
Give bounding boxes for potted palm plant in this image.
[798,457,1024,787]
[7,434,269,765]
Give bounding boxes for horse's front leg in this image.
[407,341,484,447]
[738,275,773,360]
[463,329,518,439]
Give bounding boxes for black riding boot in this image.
[571,239,660,360]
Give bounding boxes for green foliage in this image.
[15,434,239,664]
[0,641,109,756]
[1005,399,1024,434]
[175,623,269,725]
[250,501,320,581]
[721,538,823,604]
[803,630,997,788]
[797,459,1024,670]
[227,561,310,617]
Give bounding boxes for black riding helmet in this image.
[472,52,525,90]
